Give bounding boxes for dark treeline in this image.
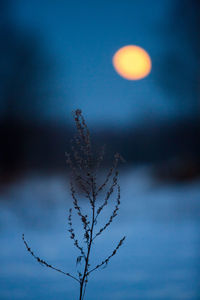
[1,117,200,184]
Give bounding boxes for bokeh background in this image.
[0,1,200,299]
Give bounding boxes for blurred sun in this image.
[112,45,152,80]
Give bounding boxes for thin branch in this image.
[22,234,80,283]
[93,184,121,240]
[96,153,121,194]
[70,182,90,233]
[87,236,126,276]
[68,209,86,258]
[95,171,119,221]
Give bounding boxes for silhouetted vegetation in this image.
[23,110,126,300]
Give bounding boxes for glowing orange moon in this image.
[112,45,152,80]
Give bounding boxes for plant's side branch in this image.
[96,153,121,195]
[87,236,126,276]
[96,165,115,195]
[71,141,85,171]
[73,110,92,168]
[22,234,80,283]
[70,182,90,232]
[66,152,92,200]
[69,180,91,247]
[68,209,86,258]
[93,184,121,240]
[95,171,118,222]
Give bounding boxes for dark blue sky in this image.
[1,0,199,127]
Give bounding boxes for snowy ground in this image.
[0,166,200,300]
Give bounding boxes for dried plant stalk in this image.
[22,109,126,300]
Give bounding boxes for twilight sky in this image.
[1,0,199,127]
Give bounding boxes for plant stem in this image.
[79,176,95,300]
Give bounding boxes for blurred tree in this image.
[0,2,52,121]
[0,0,59,181]
[155,0,200,116]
